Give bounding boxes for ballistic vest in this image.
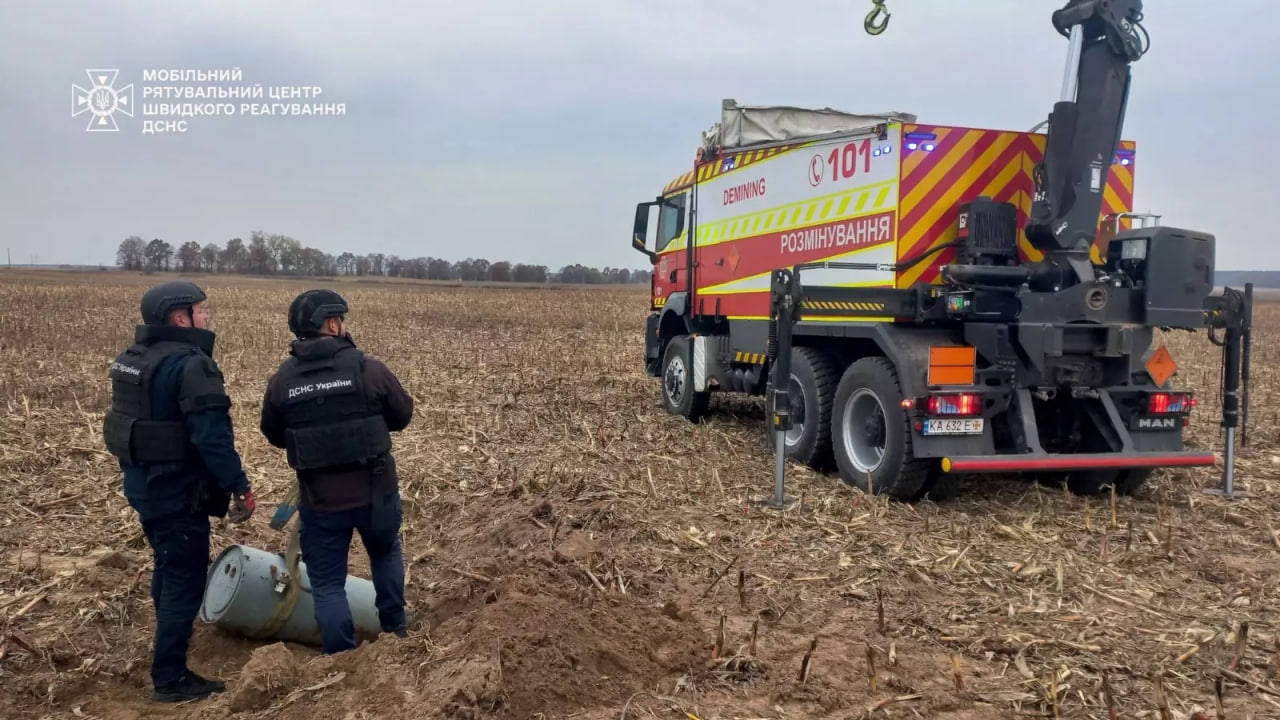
[103,328,204,466]
[274,337,392,471]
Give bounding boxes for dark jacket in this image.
[116,325,251,521]
[259,334,414,512]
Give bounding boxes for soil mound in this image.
[190,565,705,719]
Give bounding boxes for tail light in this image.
[1148,392,1195,414]
[928,393,981,416]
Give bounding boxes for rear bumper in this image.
[941,451,1217,474]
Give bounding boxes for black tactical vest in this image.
[275,337,392,471]
[103,327,205,465]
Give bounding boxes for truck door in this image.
[654,190,688,307]
[634,190,689,310]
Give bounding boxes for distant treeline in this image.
[114,232,652,285]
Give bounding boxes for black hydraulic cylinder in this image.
[766,268,798,508]
[769,269,795,434]
[1241,283,1253,446]
[941,264,1031,287]
[1222,324,1241,431]
[1219,315,1242,496]
[1026,0,1146,288]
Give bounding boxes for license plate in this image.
[923,418,984,435]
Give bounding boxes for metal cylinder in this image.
[199,544,383,647]
[1060,25,1084,101]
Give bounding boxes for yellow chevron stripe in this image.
[901,126,955,179]
[1102,183,1124,221]
[1017,190,1044,263]
[900,130,986,212]
[896,137,1020,286]
[1111,162,1133,195]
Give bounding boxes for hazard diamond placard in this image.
[1145,345,1177,387]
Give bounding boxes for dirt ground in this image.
[0,269,1277,720]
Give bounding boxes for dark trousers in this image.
[140,511,211,687]
[298,492,406,654]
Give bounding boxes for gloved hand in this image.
[229,489,256,523]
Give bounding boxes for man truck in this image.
[630,0,1252,501]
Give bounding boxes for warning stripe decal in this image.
[802,300,889,311]
[667,179,897,252]
[711,290,894,322]
[699,243,896,295]
[898,125,1136,287]
[662,144,802,195]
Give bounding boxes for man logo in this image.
[72,69,134,132]
[1137,417,1177,430]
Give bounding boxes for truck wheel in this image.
[764,346,838,470]
[830,357,931,501]
[660,335,710,422]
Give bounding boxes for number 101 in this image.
[827,138,872,181]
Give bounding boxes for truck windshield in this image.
[656,192,686,253]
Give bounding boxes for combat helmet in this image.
[140,281,207,326]
[288,289,349,338]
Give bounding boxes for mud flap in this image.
[644,314,661,376]
[692,335,709,392]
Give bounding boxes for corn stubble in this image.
[0,271,1279,719]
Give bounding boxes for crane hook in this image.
[864,0,890,35]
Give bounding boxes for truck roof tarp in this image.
[702,99,917,154]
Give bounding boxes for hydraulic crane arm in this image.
[865,0,1151,288]
[1025,0,1150,285]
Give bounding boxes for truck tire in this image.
[660,335,710,422]
[830,356,932,501]
[764,346,838,470]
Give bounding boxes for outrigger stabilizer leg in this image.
[762,268,800,510]
[1203,283,1253,499]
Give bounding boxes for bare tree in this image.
[201,243,220,272]
[177,241,201,272]
[116,236,146,270]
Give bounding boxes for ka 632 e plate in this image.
[923,418,984,435]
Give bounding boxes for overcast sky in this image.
[1,0,1274,271]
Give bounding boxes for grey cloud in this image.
[0,0,1275,270]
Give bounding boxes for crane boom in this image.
[865,0,1150,288]
[1026,0,1149,287]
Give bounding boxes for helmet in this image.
[288,289,349,337]
[140,281,207,325]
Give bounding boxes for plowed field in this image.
[1,270,1277,720]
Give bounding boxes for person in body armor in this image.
[102,281,256,703]
[258,289,414,654]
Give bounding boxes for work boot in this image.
[151,670,226,703]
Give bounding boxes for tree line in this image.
[115,232,653,285]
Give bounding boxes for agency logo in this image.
[72,69,134,132]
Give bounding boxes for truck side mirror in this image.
[632,201,657,263]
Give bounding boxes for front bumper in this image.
[940,450,1217,474]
